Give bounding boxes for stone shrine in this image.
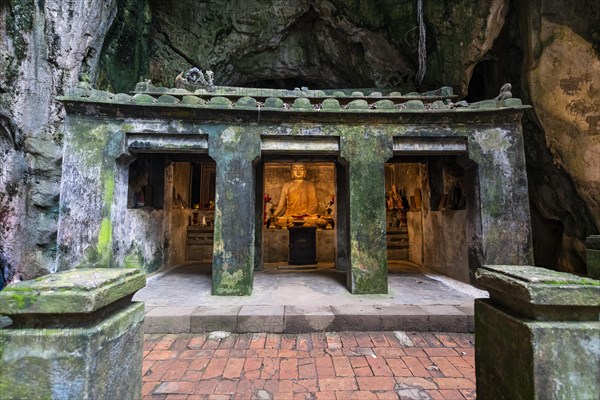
[56,78,533,295]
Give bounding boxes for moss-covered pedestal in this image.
[474,265,600,400]
[0,268,146,400]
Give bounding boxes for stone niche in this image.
[385,156,469,282]
[120,153,217,270]
[262,161,336,265]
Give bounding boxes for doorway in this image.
[385,155,469,281]
[260,158,336,269]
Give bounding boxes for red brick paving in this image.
[143,332,476,399]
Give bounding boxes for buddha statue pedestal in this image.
[289,226,317,265]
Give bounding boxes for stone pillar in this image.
[340,129,392,294]
[0,268,146,400]
[586,235,600,279]
[209,127,260,295]
[474,265,600,400]
[467,123,534,266]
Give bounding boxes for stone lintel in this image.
[0,268,146,315]
[393,137,467,155]
[260,135,339,153]
[475,265,600,320]
[127,133,208,152]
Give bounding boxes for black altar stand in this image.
[288,226,317,265]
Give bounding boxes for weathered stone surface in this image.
[144,306,195,333]
[321,98,341,110]
[209,96,232,106]
[512,1,600,275]
[404,100,425,110]
[377,305,429,332]
[238,305,284,333]
[98,0,508,94]
[208,126,260,295]
[90,89,114,101]
[181,95,202,105]
[191,305,241,332]
[0,268,146,315]
[476,299,600,400]
[331,305,383,331]
[113,93,132,103]
[236,96,257,108]
[340,129,392,294]
[420,305,469,332]
[373,100,395,110]
[585,240,600,279]
[0,302,144,400]
[157,94,179,104]
[467,125,534,268]
[292,97,312,109]
[346,99,368,110]
[2,0,597,286]
[263,97,284,108]
[133,93,155,103]
[587,235,600,250]
[284,305,335,333]
[475,265,600,315]
[30,179,61,208]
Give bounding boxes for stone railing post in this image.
[587,235,600,279]
[0,268,146,399]
[474,265,600,400]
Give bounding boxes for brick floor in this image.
[143,332,476,400]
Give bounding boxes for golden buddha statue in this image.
[273,163,325,228]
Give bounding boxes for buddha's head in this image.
[291,163,307,180]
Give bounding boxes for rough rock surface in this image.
[0,0,117,280]
[99,0,508,92]
[1,0,598,280]
[513,0,599,274]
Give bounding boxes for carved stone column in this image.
[340,127,393,294]
[208,126,261,295]
[467,119,534,269]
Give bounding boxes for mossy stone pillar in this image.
[209,127,260,295]
[474,265,600,400]
[0,268,146,400]
[467,125,534,267]
[586,235,600,279]
[341,128,392,294]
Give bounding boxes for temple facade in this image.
[57,80,533,295]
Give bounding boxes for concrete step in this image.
[142,304,474,334]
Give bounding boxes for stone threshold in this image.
[141,304,474,334]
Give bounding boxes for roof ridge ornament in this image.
[175,67,215,92]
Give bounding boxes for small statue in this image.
[175,67,215,91]
[387,184,403,210]
[493,83,512,102]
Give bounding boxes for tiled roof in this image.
[59,83,526,112]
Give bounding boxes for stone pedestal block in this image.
[474,265,600,400]
[0,268,146,400]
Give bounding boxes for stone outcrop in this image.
[516,0,600,273]
[0,0,118,280]
[99,0,508,92]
